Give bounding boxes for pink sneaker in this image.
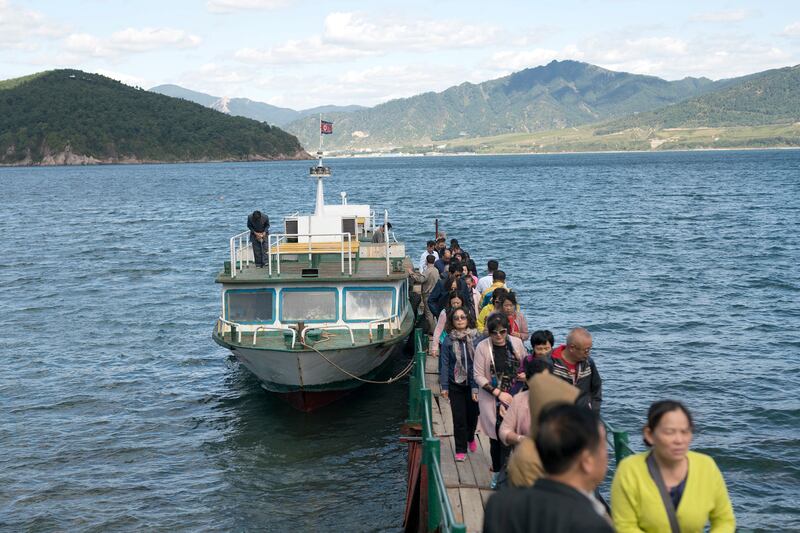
[468,440,477,453]
[455,452,467,462]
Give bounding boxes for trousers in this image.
[449,382,479,454]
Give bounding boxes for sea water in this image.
[1,150,798,531]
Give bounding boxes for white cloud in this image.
[489,46,583,72]
[690,9,751,23]
[94,69,150,88]
[234,11,500,65]
[235,36,378,64]
[63,27,201,58]
[782,22,800,37]
[206,0,288,13]
[322,11,498,50]
[0,0,67,49]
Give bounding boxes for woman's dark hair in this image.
[445,306,476,332]
[536,404,601,475]
[491,288,509,305]
[446,290,463,308]
[643,400,695,447]
[502,292,517,307]
[485,312,510,334]
[524,357,551,379]
[531,330,555,347]
[450,238,459,247]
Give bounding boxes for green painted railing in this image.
[406,328,636,532]
[408,328,466,533]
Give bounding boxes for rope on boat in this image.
[300,337,416,385]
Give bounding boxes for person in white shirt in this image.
[476,259,499,294]
[419,240,439,271]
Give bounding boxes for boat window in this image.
[345,288,394,321]
[281,289,338,322]
[226,289,275,323]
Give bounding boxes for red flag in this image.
[320,120,333,134]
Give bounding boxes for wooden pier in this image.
[422,351,493,533]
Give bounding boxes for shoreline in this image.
[2,145,799,168]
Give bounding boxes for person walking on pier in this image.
[610,400,735,533]
[479,269,508,309]
[550,327,602,414]
[484,404,613,533]
[407,256,438,333]
[473,313,526,489]
[247,210,269,268]
[477,259,498,294]
[418,240,438,271]
[439,307,480,462]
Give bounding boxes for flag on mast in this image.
[320,120,333,134]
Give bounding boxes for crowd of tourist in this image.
[409,237,736,533]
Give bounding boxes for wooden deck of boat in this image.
[218,256,412,283]
[424,352,493,533]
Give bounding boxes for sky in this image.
[2,0,800,110]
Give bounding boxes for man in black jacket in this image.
[483,404,613,533]
[247,210,269,267]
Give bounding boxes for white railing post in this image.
[340,233,344,274]
[348,233,353,275]
[230,237,237,278]
[268,234,272,276]
[384,209,390,275]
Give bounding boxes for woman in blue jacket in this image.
[440,307,480,462]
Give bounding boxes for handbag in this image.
[646,452,681,533]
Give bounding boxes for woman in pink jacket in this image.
[473,313,526,488]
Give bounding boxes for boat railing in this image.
[268,232,354,276]
[216,317,243,343]
[367,315,399,341]
[301,324,356,346]
[229,230,253,278]
[253,325,297,349]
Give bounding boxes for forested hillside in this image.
[0,70,308,165]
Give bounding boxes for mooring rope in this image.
[300,334,415,385]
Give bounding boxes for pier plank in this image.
[469,446,493,489]
[459,487,485,533]
[430,397,448,437]
[480,489,493,507]
[446,488,464,524]
[438,394,455,436]
[439,437,460,487]
[425,354,438,374]
[450,436,478,488]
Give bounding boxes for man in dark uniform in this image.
[247,210,270,267]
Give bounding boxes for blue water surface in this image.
[1,150,798,531]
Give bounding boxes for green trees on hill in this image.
[0,70,307,164]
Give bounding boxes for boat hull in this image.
[221,334,410,411]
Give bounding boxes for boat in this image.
[212,119,415,411]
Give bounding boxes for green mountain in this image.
[149,84,366,126]
[596,64,800,133]
[0,70,308,165]
[283,60,725,150]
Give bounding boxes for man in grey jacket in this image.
[407,255,439,333]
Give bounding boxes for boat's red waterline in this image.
[274,389,355,412]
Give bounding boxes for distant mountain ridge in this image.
[0,70,308,165]
[149,84,366,126]
[596,64,800,133]
[283,60,733,150]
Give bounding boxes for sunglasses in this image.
[489,329,508,336]
[453,314,467,320]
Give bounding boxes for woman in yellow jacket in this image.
[611,400,735,533]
